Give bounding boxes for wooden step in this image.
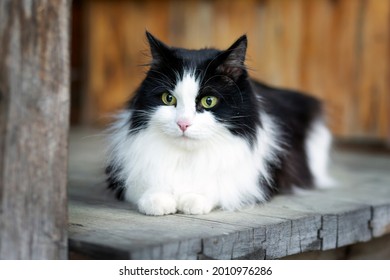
[68,128,390,259]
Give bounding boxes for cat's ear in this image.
[217,35,248,80]
[146,31,172,65]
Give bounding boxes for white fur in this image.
[305,120,335,188]
[171,70,199,125]
[106,71,283,215]
[138,191,176,216]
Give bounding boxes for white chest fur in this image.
[122,126,264,208]
[107,110,282,215]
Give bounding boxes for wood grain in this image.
[69,185,390,260]
[81,0,390,142]
[0,0,70,259]
[68,129,390,260]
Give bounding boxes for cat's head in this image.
[128,32,260,149]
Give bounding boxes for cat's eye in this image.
[161,92,177,106]
[200,96,218,109]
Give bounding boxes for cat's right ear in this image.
[146,31,172,65]
[216,35,248,81]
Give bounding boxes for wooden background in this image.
[73,0,390,142]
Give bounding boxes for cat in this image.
[105,31,334,216]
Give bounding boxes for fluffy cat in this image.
[105,31,333,216]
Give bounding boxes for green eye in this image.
[200,96,218,109]
[161,92,177,106]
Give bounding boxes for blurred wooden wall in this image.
[77,0,390,141]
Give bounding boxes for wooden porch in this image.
[68,128,390,259]
[1,0,390,260]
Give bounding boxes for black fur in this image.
[105,164,126,200]
[106,32,324,199]
[252,81,322,194]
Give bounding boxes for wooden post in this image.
[0,0,70,259]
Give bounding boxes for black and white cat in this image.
[105,32,334,216]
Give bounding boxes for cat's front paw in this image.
[177,193,213,215]
[138,192,177,216]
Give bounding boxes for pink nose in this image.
[177,120,191,132]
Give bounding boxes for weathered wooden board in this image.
[318,183,390,239]
[253,193,373,248]
[0,0,70,259]
[183,212,289,260]
[283,234,390,260]
[68,187,389,259]
[68,130,390,259]
[69,201,252,260]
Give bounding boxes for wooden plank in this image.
[283,234,390,260]
[318,183,390,239]
[68,190,383,259]
[68,129,390,259]
[354,0,390,139]
[84,0,131,124]
[172,188,385,259]
[69,201,251,260]
[186,211,289,260]
[0,0,70,259]
[259,193,373,248]
[83,0,171,125]
[187,206,323,259]
[244,205,323,254]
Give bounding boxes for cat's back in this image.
[250,79,332,192]
[250,79,323,134]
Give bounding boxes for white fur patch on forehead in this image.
[172,70,200,101]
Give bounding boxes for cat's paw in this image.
[138,192,177,216]
[177,193,213,215]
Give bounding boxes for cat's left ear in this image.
[217,35,248,80]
